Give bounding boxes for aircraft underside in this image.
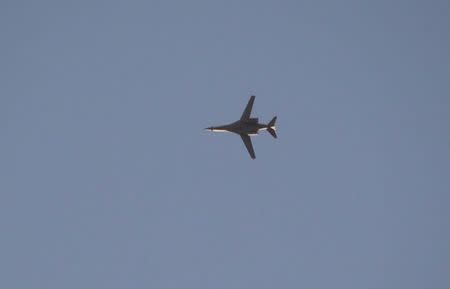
[206,95,276,159]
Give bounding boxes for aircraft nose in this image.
[205,127,213,131]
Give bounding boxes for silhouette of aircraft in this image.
[205,95,277,159]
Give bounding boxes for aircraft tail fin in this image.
[267,116,277,138]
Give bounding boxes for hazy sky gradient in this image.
[2,1,449,289]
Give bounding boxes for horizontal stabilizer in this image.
[267,116,277,138]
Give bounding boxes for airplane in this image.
[205,95,277,159]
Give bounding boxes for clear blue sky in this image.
[1,0,449,288]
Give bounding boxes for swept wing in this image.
[240,134,256,159]
[240,95,255,120]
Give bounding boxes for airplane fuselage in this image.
[208,119,268,135]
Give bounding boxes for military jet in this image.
[205,95,277,159]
